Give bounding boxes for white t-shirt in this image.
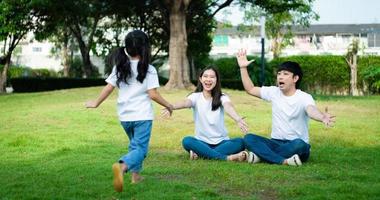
[105,60,159,121]
[260,86,315,143]
[187,92,231,145]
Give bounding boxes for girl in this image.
[163,66,248,161]
[86,30,173,192]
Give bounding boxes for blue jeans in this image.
[182,136,245,160]
[244,133,310,164]
[119,120,152,173]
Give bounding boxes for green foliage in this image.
[271,55,349,94]
[243,0,319,58]
[209,56,274,86]
[361,65,380,93]
[210,55,380,94]
[210,57,241,80]
[10,77,105,92]
[0,65,58,79]
[58,56,85,78]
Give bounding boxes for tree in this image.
[160,0,234,89]
[100,1,170,75]
[159,0,320,89]
[243,0,319,58]
[37,0,127,78]
[345,38,360,96]
[0,0,46,93]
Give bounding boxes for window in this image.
[213,35,229,46]
[32,47,42,52]
[368,33,380,47]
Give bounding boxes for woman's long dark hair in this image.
[194,66,223,111]
[109,30,151,87]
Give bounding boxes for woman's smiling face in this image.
[200,69,217,92]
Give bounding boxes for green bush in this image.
[210,55,380,94]
[271,56,349,94]
[10,77,106,93]
[361,65,380,94]
[208,56,273,86]
[210,57,240,79]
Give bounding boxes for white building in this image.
[1,33,104,74]
[210,23,380,58]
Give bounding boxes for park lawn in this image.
[0,87,379,200]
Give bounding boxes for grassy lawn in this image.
[0,87,379,199]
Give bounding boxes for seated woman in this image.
[163,66,248,161]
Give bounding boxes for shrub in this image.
[10,77,106,93]
[361,65,380,94]
[270,56,349,94]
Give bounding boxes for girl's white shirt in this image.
[187,92,231,144]
[106,60,159,121]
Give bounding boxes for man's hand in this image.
[322,107,336,127]
[236,49,255,68]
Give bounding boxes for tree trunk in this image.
[70,25,96,78]
[0,54,11,93]
[164,0,194,90]
[77,39,93,78]
[62,37,70,77]
[271,32,282,59]
[350,54,359,96]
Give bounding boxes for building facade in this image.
[211,24,380,58]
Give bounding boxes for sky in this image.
[215,0,380,25]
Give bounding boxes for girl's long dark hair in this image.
[195,66,223,111]
[109,30,151,87]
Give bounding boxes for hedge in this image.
[10,78,106,93]
[209,55,380,94]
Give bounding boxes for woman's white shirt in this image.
[187,92,231,144]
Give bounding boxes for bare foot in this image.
[112,163,124,192]
[190,150,199,160]
[131,172,144,184]
[227,151,247,162]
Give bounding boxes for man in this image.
[236,49,335,166]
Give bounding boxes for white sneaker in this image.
[247,151,261,164]
[286,154,302,166]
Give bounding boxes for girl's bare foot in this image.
[131,172,144,184]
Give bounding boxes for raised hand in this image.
[236,49,255,68]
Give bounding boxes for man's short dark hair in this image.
[277,61,303,89]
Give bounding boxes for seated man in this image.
[236,49,335,166]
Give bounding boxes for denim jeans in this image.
[244,133,310,164]
[119,120,152,173]
[182,136,245,160]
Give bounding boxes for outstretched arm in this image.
[148,88,173,115]
[223,101,248,134]
[161,99,192,117]
[306,105,336,127]
[236,49,261,98]
[172,99,192,110]
[86,83,115,108]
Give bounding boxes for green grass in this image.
[0,87,379,199]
